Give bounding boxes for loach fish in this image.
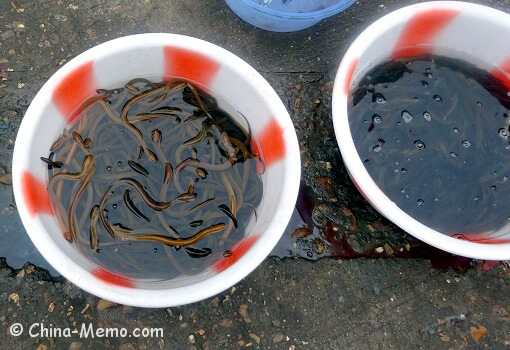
[187,198,215,213]
[45,77,264,280]
[189,220,203,227]
[219,204,238,228]
[89,205,100,251]
[164,162,173,185]
[40,156,64,169]
[175,192,197,202]
[184,247,212,258]
[128,223,226,247]
[69,156,96,242]
[123,189,150,222]
[120,80,186,162]
[128,160,149,177]
[195,167,208,179]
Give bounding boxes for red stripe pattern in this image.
[491,58,510,91]
[21,171,53,217]
[391,9,460,59]
[91,267,135,288]
[164,46,220,88]
[450,233,510,245]
[344,58,358,95]
[52,61,95,125]
[252,119,286,171]
[213,236,258,273]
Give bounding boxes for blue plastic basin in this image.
[225,0,356,32]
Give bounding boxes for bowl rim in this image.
[12,33,301,307]
[332,1,510,260]
[234,0,357,20]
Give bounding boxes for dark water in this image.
[349,55,510,236]
[45,79,263,280]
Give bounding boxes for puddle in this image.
[0,182,472,276]
[0,181,315,276]
[272,183,474,272]
[0,188,58,275]
[270,207,310,258]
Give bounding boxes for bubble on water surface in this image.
[498,128,509,140]
[414,140,425,150]
[401,110,413,123]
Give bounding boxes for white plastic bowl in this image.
[333,1,510,260]
[12,34,301,307]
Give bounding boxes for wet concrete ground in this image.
[0,0,509,348]
[2,258,510,349]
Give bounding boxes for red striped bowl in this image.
[333,2,510,260]
[12,34,300,307]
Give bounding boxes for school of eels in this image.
[42,78,263,277]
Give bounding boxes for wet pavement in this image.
[0,0,509,348]
[2,258,510,349]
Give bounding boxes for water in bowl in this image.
[349,55,510,239]
[254,0,337,13]
[43,78,263,280]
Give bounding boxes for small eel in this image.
[186,197,215,213]
[127,160,149,177]
[50,132,71,151]
[173,158,200,193]
[186,83,210,115]
[131,113,181,123]
[89,205,100,251]
[99,177,173,238]
[68,155,96,242]
[184,126,207,146]
[218,204,238,228]
[151,106,182,114]
[147,91,168,104]
[120,81,186,162]
[48,154,96,242]
[123,189,150,222]
[125,83,140,93]
[164,162,173,185]
[175,192,197,202]
[128,223,226,247]
[195,168,208,179]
